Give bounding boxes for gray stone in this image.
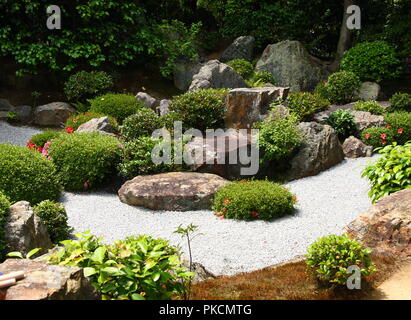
[0,259,100,300]
[118,172,228,211]
[224,87,289,129]
[285,122,344,180]
[181,257,215,283]
[255,40,329,92]
[357,82,381,101]
[76,116,115,134]
[157,99,172,116]
[135,92,159,111]
[0,98,14,112]
[342,136,373,158]
[220,36,255,62]
[14,105,33,123]
[351,110,386,132]
[188,60,249,92]
[173,58,206,91]
[34,102,75,127]
[4,201,53,257]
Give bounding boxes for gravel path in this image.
[0,121,42,146]
[0,121,377,276]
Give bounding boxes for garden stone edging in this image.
[118,172,228,211]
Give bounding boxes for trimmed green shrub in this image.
[64,71,113,102]
[0,144,61,204]
[285,92,330,121]
[353,101,385,115]
[318,71,361,104]
[120,108,162,141]
[158,112,181,132]
[33,200,73,243]
[384,112,411,144]
[89,94,144,123]
[326,109,357,139]
[29,130,65,148]
[361,126,395,149]
[257,115,302,162]
[388,93,411,112]
[341,41,402,83]
[118,136,184,178]
[65,112,119,131]
[46,232,192,300]
[0,191,11,261]
[362,141,411,203]
[227,59,254,79]
[48,133,121,191]
[212,180,296,221]
[306,234,376,285]
[246,70,275,87]
[169,89,227,131]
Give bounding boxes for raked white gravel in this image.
[0,120,378,276]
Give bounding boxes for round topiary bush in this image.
[318,71,361,104]
[285,92,330,121]
[326,109,357,139]
[353,101,385,115]
[247,70,276,87]
[306,234,376,285]
[64,70,113,102]
[47,132,121,191]
[0,191,11,261]
[120,108,162,141]
[89,93,144,123]
[227,59,254,79]
[65,112,119,131]
[169,89,227,131]
[388,93,411,112]
[29,130,65,148]
[212,180,296,221]
[341,41,402,83]
[33,200,73,243]
[0,144,62,205]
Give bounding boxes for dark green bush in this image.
[361,127,395,149]
[65,112,119,131]
[46,232,192,300]
[353,101,385,115]
[169,89,227,131]
[227,59,254,79]
[89,94,144,123]
[326,109,357,139]
[362,141,411,203]
[384,112,411,144]
[120,108,162,141]
[48,133,121,191]
[318,71,361,104]
[257,115,302,162]
[0,191,11,261]
[306,234,376,285]
[212,180,296,221]
[0,144,62,205]
[388,93,411,112]
[33,200,73,243]
[341,41,402,83]
[64,71,113,102]
[285,92,330,121]
[29,130,65,148]
[246,70,275,87]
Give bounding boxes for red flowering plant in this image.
[212,180,296,221]
[361,127,395,149]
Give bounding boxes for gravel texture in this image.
[0,121,378,276]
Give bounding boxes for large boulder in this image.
[4,201,53,257]
[188,60,249,92]
[157,99,172,116]
[0,259,100,300]
[220,36,255,62]
[0,98,14,120]
[357,82,381,101]
[173,58,206,91]
[351,110,386,132]
[14,105,33,124]
[285,122,344,180]
[76,116,115,135]
[224,87,289,129]
[255,40,329,92]
[34,102,75,127]
[118,172,228,211]
[135,92,159,111]
[185,130,259,179]
[342,136,373,158]
[345,189,411,258]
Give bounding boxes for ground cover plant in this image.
[285,92,330,121]
[326,109,357,140]
[353,101,385,115]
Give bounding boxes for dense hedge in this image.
[0,191,11,261]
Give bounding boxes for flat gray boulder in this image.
[76,116,115,134]
[34,102,75,127]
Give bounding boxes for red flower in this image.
[223,199,230,204]
[386,124,391,129]
[364,133,371,140]
[223,208,228,213]
[83,180,89,189]
[398,128,403,134]
[219,215,225,220]
[381,139,387,145]
[380,133,387,139]
[215,211,222,216]
[65,127,74,134]
[294,195,297,202]
[251,211,259,217]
